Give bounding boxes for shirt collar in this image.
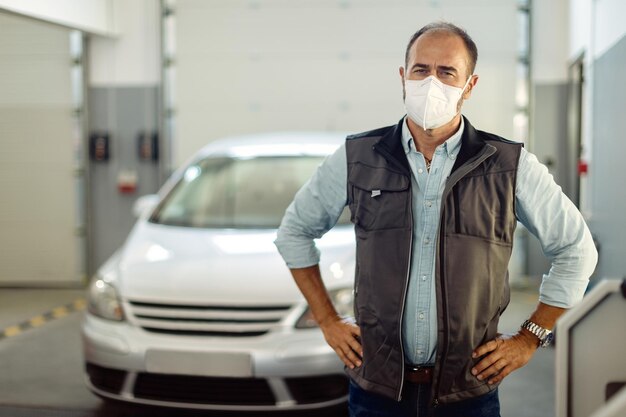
[401,116,464,158]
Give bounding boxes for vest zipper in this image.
[371,143,412,401]
[432,225,448,407]
[396,200,413,401]
[432,145,496,406]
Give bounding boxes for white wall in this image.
[0,0,160,86]
[593,0,626,59]
[569,0,592,60]
[174,0,519,165]
[569,0,626,61]
[89,0,161,86]
[532,0,569,83]
[0,0,115,36]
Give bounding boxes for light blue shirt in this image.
[400,117,462,365]
[275,117,598,366]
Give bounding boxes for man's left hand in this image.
[470,332,538,385]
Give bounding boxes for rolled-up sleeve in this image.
[274,143,348,269]
[516,149,598,308]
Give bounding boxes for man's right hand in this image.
[287,265,363,369]
[319,317,363,369]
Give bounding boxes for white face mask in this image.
[404,74,473,130]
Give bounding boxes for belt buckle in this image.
[405,365,433,385]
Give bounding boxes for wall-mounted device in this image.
[137,131,159,162]
[89,132,110,162]
[117,170,138,194]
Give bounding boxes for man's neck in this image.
[407,115,462,158]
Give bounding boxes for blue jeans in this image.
[348,380,500,417]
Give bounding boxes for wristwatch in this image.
[521,320,554,348]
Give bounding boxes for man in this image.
[275,22,597,417]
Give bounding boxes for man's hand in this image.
[471,302,566,384]
[470,331,538,385]
[319,317,363,369]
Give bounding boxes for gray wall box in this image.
[88,86,161,273]
[589,34,626,279]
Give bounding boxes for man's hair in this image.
[404,22,478,77]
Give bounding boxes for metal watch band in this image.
[521,319,553,348]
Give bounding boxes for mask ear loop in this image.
[451,75,474,121]
[460,74,474,95]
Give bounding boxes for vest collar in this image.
[372,117,411,175]
[373,116,488,175]
[451,116,487,173]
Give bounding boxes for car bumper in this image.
[81,313,348,411]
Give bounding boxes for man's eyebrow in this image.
[411,63,430,70]
[410,63,459,73]
[437,65,458,73]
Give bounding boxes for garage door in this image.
[0,13,83,286]
[172,0,518,166]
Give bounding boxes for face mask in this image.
[404,74,473,130]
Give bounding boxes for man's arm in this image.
[290,265,362,369]
[274,144,363,368]
[471,148,598,385]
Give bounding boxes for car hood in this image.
[116,220,355,305]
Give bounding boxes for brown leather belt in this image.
[404,366,434,384]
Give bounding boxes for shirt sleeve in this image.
[515,148,598,308]
[274,143,348,269]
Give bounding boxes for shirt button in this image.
[425,200,432,207]
[419,313,425,320]
[421,275,427,281]
[417,350,423,355]
[418,168,424,174]
[449,153,456,159]
[424,237,430,244]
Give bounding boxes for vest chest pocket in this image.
[347,162,410,231]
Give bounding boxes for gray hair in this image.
[404,22,478,77]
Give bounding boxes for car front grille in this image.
[134,373,275,405]
[285,375,349,404]
[86,363,126,394]
[127,300,292,337]
[86,363,348,408]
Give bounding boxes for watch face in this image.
[541,332,555,348]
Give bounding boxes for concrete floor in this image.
[0,284,555,417]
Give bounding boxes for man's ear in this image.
[463,75,479,100]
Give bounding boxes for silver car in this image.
[81,132,355,412]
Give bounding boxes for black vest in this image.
[345,117,522,404]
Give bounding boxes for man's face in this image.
[400,30,475,101]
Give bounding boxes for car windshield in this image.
[150,154,349,229]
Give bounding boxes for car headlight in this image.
[295,287,354,329]
[87,277,125,321]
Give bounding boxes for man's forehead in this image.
[407,30,470,66]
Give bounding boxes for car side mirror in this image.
[133,194,159,218]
